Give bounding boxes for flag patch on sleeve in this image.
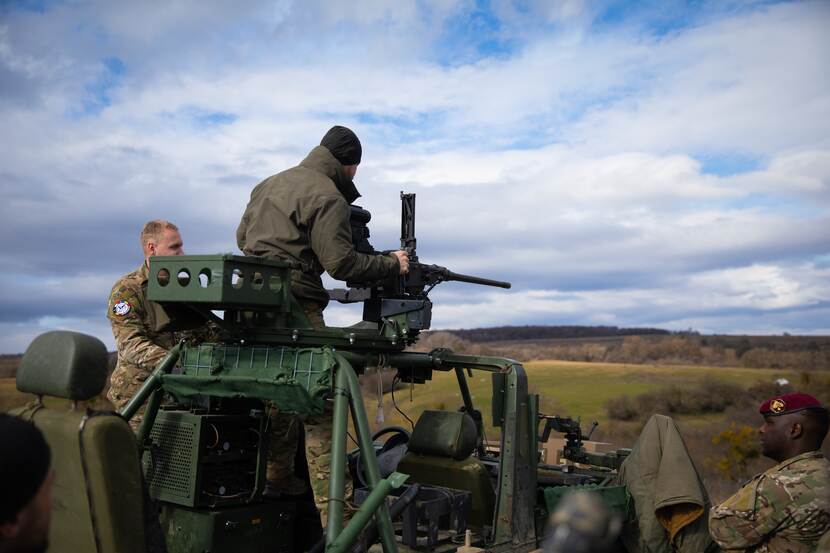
[112,300,132,316]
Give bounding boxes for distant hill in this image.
[441,325,671,343]
[1,327,827,379]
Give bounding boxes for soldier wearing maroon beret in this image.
[709,392,830,552]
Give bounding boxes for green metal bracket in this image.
[492,362,537,547]
[147,254,294,310]
[327,354,399,553]
[325,473,408,553]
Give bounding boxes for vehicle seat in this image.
[11,331,148,553]
[397,410,496,528]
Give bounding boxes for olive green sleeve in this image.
[309,195,399,282]
[236,208,250,252]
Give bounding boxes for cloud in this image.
[0,1,828,353]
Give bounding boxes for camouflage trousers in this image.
[266,300,354,525]
[267,406,354,525]
[107,366,149,431]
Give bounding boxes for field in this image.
[360,361,798,434]
[4,360,795,427]
[0,358,818,502]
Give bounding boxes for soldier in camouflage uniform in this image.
[106,220,185,430]
[709,392,830,552]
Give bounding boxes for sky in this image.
[0,0,828,353]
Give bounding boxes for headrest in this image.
[17,331,109,400]
[407,410,478,460]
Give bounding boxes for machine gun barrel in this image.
[422,264,511,289]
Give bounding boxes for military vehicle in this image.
[11,193,633,553]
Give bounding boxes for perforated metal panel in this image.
[143,410,264,508]
[145,417,197,501]
[143,413,199,505]
[147,254,293,309]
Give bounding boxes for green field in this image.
[2,360,796,427]
[362,361,797,435]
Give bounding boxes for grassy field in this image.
[1,378,37,411]
[2,360,796,427]
[360,360,798,437]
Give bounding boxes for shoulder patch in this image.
[112,300,132,316]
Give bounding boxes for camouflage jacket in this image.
[236,145,399,307]
[106,263,177,408]
[709,450,830,552]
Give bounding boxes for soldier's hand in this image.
[393,250,409,274]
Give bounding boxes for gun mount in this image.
[331,193,510,334]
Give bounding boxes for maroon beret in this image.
[759,392,825,416]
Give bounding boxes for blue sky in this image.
[0,0,828,353]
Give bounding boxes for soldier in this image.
[709,392,830,552]
[0,414,54,553]
[106,220,184,430]
[237,125,410,522]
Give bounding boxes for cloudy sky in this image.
[1,0,828,353]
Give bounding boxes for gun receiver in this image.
[538,415,631,470]
[331,192,511,333]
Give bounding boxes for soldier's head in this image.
[0,414,54,553]
[758,392,829,462]
[321,125,361,180]
[140,220,184,262]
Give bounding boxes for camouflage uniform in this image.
[107,263,177,430]
[709,450,830,552]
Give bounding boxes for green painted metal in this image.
[326,364,348,542]
[165,343,336,415]
[334,355,399,553]
[326,473,408,553]
[142,410,203,506]
[396,454,495,527]
[142,410,266,508]
[492,363,537,548]
[135,388,162,446]
[159,501,295,553]
[148,254,294,309]
[455,367,487,456]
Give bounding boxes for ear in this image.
[0,518,21,539]
[790,422,803,439]
[146,240,157,257]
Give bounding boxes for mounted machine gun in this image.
[330,193,510,334]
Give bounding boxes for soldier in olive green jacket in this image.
[236,126,409,522]
[236,125,408,324]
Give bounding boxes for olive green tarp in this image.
[164,344,338,416]
[614,414,717,553]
